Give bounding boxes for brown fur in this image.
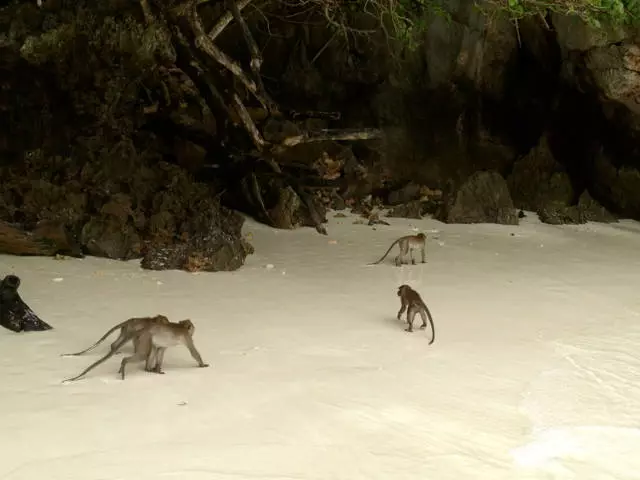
[62,319,209,382]
[369,233,427,266]
[397,284,435,343]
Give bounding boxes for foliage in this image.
[309,0,449,52]
[481,0,640,27]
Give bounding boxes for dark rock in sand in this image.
[436,171,519,225]
[0,275,53,333]
[538,191,618,225]
[141,208,254,272]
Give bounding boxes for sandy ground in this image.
[0,211,639,480]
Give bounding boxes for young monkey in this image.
[61,314,170,357]
[62,319,209,382]
[396,284,435,343]
[369,233,426,267]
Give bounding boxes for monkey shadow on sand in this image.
[0,274,53,333]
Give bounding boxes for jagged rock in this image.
[141,210,254,272]
[537,202,583,225]
[592,154,640,218]
[578,191,617,223]
[388,182,423,205]
[436,171,518,225]
[387,201,424,219]
[538,191,617,225]
[0,274,53,333]
[507,135,574,211]
[0,148,253,271]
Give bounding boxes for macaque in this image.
[396,284,435,343]
[369,233,426,267]
[62,319,209,382]
[61,315,170,357]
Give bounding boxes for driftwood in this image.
[0,275,53,332]
[140,0,384,236]
[0,220,83,258]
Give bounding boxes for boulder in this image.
[436,171,518,224]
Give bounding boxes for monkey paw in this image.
[200,363,210,368]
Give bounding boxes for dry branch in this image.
[227,0,262,71]
[231,93,267,150]
[187,3,270,109]
[226,0,277,113]
[281,128,384,147]
[208,0,253,40]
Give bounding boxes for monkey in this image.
[62,319,209,382]
[61,314,170,357]
[396,284,435,343]
[118,319,208,379]
[369,233,426,267]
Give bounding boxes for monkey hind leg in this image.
[405,308,415,332]
[418,310,428,329]
[119,350,147,380]
[146,347,166,374]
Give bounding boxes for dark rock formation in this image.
[538,191,618,225]
[141,208,255,272]
[0,148,253,272]
[507,135,574,212]
[0,220,82,257]
[0,275,53,333]
[436,171,519,225]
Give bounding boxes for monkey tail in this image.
[368,239,399,265]
[424,304,435,345]
[61,321,126,357]
[62,329,138,382]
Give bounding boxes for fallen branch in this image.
[231,93,267,150]
[227,0,262,71]
[280,128,384,147]
[187,4,271,110]
[226,0,277,113]
[289,110,341,120]
[208,0,253,41]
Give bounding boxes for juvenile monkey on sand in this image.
[396,284,435,343]
[62,319,209,382]
[369,233,426,267]
[61,314,170,357]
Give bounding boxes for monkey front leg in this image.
[397,302,407,321]
[421,246,426,263]
[185,338,210,368]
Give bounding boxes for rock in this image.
[436,171,519,225]
[585,43,640,115]
[592,154,640,218]
[577,191,617,223]
[0,274,53,333]
[0,148,254,271]
[537,191,617,225]
[537,202,583,225]
[507,135,574,211]
[81,216,142,260]
[0,219,82,257]
[141,209,254,272]
[388,182,423,205]
[387,201,424,219]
